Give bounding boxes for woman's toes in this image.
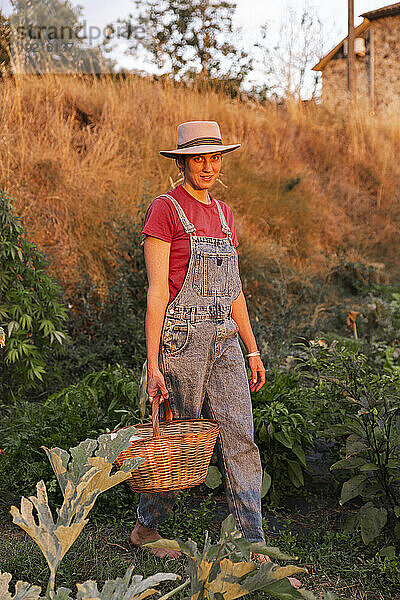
[150,547,181,559]
[288,577,302,589]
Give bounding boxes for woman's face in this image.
[182,152,222,190]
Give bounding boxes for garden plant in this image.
[295,338,400,551]
[1,433,346,600]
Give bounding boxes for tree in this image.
[112,0,252,87]
[0,11,11,75]
[9,0,112,74]
[254,2,324,101]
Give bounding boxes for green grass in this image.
[263,511,399,600]
[2,491,399,600]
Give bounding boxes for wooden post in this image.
[369,26,375,108]
[347,0,356,96]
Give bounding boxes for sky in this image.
[0,0,394,96]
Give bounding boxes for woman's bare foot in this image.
[130,519,181,560]
[250,553,302,589]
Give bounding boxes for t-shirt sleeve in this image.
[142,197,176,243]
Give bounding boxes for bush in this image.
[0,365,142,513]
[252,369,315,506]
[295,339,400,547]
[0,190,68,401]
[45,220,148,394]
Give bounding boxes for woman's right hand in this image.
[147,367,169,403]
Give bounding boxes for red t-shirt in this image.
[142,185,239,302]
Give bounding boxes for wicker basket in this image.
[114,395,221,493]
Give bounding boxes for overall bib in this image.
[137,193,264,542]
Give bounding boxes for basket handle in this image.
[151,394,173,438]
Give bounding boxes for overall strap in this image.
[214,198,232,239]
[158,193,196,235]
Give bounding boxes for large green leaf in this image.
[0,572,41,600]
[261,471,272,498]
[76,565,179,600]
[339,474,366,505]
[358,503,387,544]
[343,514,357,534]
[11,434,145,592]
[345,435,368,456]
[205,466,222,490]
[275,432,293,449]
[286,461,304,488]
[51,588,74,600]
[221,514,237,537]
[291,444,307,468]
[239,562,308,598]
[43,429,145,495]
[330,456,365,471]
[379,546,395,558]
[10,481,66,576]
[250,543,297,561]
[358,463,379,472]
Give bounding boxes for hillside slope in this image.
[1,73,399,307]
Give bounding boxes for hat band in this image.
[177,136,223,149]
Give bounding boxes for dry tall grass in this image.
[1,72,400,298]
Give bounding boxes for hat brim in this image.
[159,143,240,158]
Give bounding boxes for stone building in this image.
[312,2,400,109]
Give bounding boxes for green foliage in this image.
[204,466,222,490]
[295,339,400,545]
[162,491,217,545]
[146,514,309,600]
[0,566,180,600]
[0,191,68,400]
[74,567,180,600]
[252,369,314,505]
[10,429,145,596]
[47,220,147,392]
[0,366,142,511]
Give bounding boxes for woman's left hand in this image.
[249,356,266,392]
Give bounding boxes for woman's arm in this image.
[144,236,171,402]
[231,290,266,392]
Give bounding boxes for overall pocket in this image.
[162,318,191,356]
[193,250,236,297]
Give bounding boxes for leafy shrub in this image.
[46,220,147,394]
[0,366,142,512]
[4,428,341,600]
[252,369,315,506]
[295,339,400,546]
[7,429,178,599]
[147,514,308,600]
[0,190,68,400]
[326,260,386,295]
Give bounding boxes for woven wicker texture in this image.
[114,395,221,493]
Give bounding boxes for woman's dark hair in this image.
[175,156,186,173]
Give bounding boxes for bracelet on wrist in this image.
[245,350,260,358]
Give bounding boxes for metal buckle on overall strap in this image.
[214,305,231,320]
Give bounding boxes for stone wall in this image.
[373,14,400,109]
[321,14,400,111]
[321,50,370,108]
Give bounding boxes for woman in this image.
[130,121,301,587]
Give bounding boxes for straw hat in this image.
[160,121,240,158]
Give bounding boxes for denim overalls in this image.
[137,193,265,542]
